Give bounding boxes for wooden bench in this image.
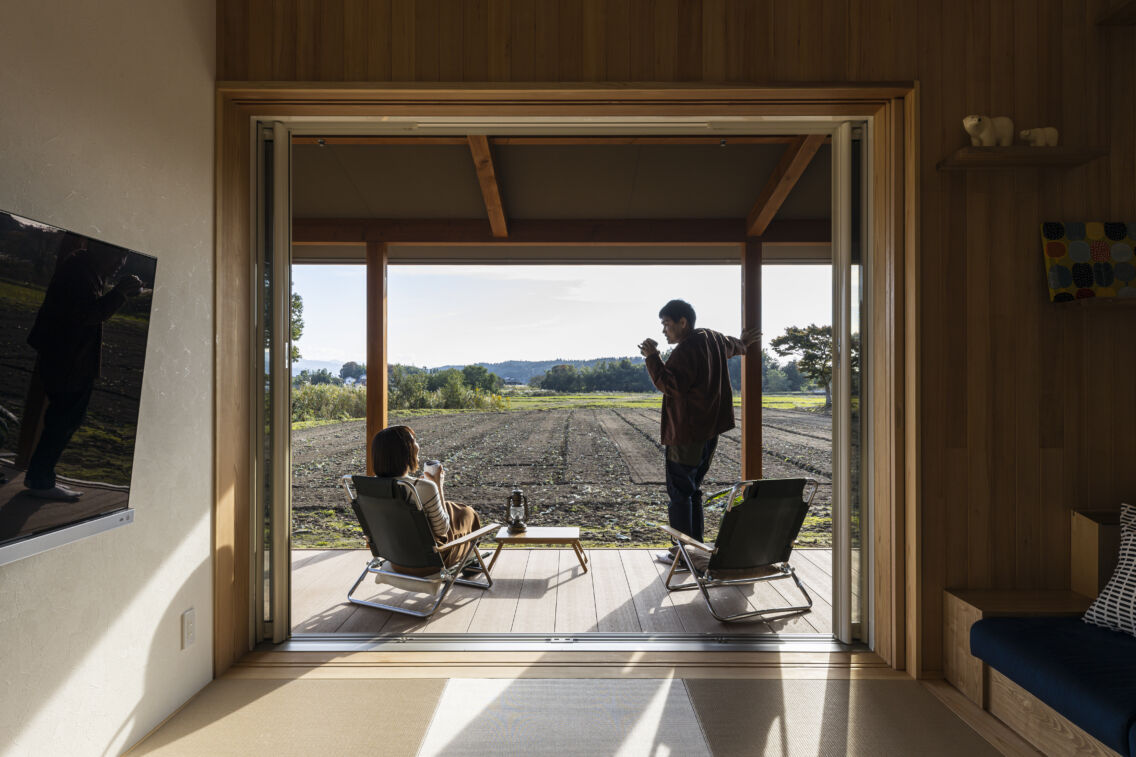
[942,507,1126,757]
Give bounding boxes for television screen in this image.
[0,210,156,553]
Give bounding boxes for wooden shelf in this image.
[937,146,1108,171]
[1097,0,1136,25]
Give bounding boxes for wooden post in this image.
[366,241,388,474]
[741,239,762,480]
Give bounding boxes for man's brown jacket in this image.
[645,328,747,446]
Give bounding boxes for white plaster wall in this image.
[0,1,215,753]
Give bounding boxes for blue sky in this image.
[292,264,833,368]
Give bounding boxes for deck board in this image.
[554,549,598,632]
[511,548,561,633]
[591,549,642,632]
[466,548,528,633]
[292,548,838,636]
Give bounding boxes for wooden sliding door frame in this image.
[213,84,918,676]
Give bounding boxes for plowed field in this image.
[293,406,843,548]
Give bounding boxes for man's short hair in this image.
[658,299,696,328]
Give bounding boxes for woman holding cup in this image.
[370,425,484,575]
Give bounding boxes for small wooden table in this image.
[487,526,588,573]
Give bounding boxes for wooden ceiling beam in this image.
[292,135,823,147]
[292,136,468,145]
[488,136,810,145]
[745,134,826,237]
[292,218,829,246]
[467,135,508,238]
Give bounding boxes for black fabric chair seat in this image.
[659,477,816,622]
[340,475,498,619]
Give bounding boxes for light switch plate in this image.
[181,608,196,649]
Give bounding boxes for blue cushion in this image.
[971,617,1136,756]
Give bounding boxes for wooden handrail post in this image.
[366,241,388,474]
[741,239,762,480]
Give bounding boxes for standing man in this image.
[23,241,144,500]
[639,299,760,565]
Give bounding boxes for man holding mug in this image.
[639,299,760,566]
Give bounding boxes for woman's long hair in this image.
[371,425,417,477]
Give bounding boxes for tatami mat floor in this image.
[130,674,1006,756]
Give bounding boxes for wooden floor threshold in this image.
[229,649,903,680]
[921,679,1040,757]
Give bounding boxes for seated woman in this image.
[371,425,483,575]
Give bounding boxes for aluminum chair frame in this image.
[661,478,818,623]
[341,475,499,619]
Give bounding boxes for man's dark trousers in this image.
[664,437,717,543]
[25,385,93,490]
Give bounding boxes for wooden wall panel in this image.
[215,0,1136,675]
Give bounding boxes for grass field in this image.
[289,391,827,430]
[502,389,827,411]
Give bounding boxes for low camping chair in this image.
[340,475,499,618]
[659,477,818,622]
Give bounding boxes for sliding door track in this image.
[274,632,858,653]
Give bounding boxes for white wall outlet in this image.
[181,608,196,649]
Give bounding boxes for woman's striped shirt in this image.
[400,476,450,539]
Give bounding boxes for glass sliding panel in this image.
[850,130,866,639]
[268,122,293,642]
[253,122,294,643]
[254,125,274,636]
[831,121,854,644]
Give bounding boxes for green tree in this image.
[462,364,503,392]
[769,325,861,407]
[426,368,464,392]
[782,361,806,391]
[770,324,835,407]
[307,368,342,386]
[340,361,366,381]
[764,367,789,392]
[290,292,304,362]
[440,372,468,408]
[541,364,582,392]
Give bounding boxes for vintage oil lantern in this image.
[506,488,530,533]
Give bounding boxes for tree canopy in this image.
[339,361,366,381]
[290,292,304,362]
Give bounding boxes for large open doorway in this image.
[287,261,850,638]
[214,87,915,671]
[263,125,865,647]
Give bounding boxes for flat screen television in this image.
[0,209,156,564]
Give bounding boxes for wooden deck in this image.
[292,548,837,636]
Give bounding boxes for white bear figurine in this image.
[963,115,1014,147]
[1019,127,1059,147]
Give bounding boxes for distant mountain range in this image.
[293,356,647,383]
[291,359,345,377]
[434,356,647,383]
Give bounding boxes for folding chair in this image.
[341,475,499,618]
[659,477,819,622]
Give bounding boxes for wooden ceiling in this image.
[291,134,832,263]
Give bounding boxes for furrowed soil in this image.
[292,406,842,549]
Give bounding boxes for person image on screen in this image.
[23,241,143,501]
[638,299,760,567]
[371,425,484,575]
